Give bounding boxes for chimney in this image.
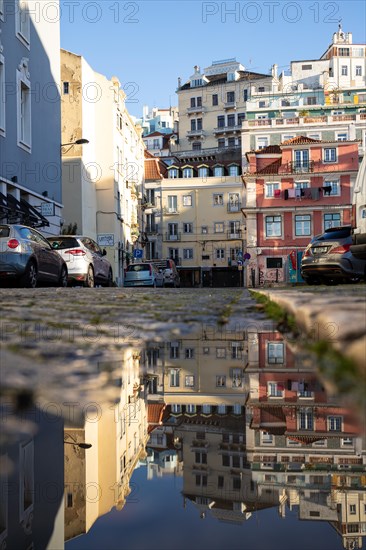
[194,65,200,74]
[177,77,181,88]
[271,64,278,79]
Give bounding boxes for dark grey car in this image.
[301,226,366,284]
[0,224,68,288]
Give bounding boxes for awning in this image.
[0,193,49,228]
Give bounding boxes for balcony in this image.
[227,202,241,213]
[224,101,237,110]
[243,112,366,129]
[163,207,180,215]
[282,161,315,174]
[227,230,242,239]
[146,224,159,234]
[165,232,181,241]
[187,129,205,138]
[187,105,206,114]
[214,124,242,134]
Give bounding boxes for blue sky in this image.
[60,0,366,117]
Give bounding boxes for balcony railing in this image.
[244,112,365,129]
[283,161,315,174]
[227,230,242,239]
[146,224,159,234]
[227,202,241,212]
[224,101,237,109]
[163,207,180,215]
[214,124,242,134]
[187,105,206,114]
[187,129,205,137]
[165,233,181,241]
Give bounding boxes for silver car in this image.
[301,226,366,284]
[48,235,113,287]
[124,263,164,287]
[0,224,68,288]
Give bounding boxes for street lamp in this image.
[64,432,92,449]
[61,138,89,147]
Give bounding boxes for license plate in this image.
[312,247,328,254]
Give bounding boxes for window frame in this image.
[265,215,282,238]
[323,147,337,163]
[294,214,311,237]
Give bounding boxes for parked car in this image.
[124,263,164,287]
[350,154,366,259]
[47,235,113,287]
[0,224,68,288]
[151,259,180,288]
[301,226,366,284]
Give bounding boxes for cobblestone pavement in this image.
[254,285,366,376]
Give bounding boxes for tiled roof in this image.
[147,403,166,426]
[144,158,166,180]
[261,406,286,423]
[178,70,270,91]
[287,435,327,445]
[256,158,281,175]
[144,131,165,138]
[281,136,320,145]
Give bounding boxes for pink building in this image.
[242,137,359,285]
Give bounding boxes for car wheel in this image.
[58,265,68,287]
[21,260,38,288]
[84,266,95,288]
[304,276,319,286]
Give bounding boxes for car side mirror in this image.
[102,249,107,256]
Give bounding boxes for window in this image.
[231,368,243,388]
[257,136,269,150]
[168,195,178,212]
[233,477,241,490]
[349,504,357,515]
[195,452,207,464]
[192,141,201,151]
[218,475,224,488]
[63,82,69,95]
[324,180,340,196]
[16,0,30,46]
[261,431,274,445]
[227,91,235,103]
[171,404,182,413]
[265,216,282,237]
[338,48,350,56]
[336,132,347,141]
[341,437,354,447]
[294,181,310,190]
[356,66,362,76]
[324,147,337,162]
[195,474,207,487]
[212,94,218,106]
[299,409,314,430]
[201,226,208,234]
[218,138,225,149]
[0,54,4,135]
[295,214,311,236]
[294,149,309,170]
[267,342,284,364]
[183,248,193,260]
[168,223,179,239]
[169,369,180,387]
[17,66,31,150]
[168,168,178,179]
[258,86,265,92]
[216,375,226,387]
[183,195,192,207]
[229,221,240,237]
[302,64,313,70]
[259,101,266,108]
[190,119,196,131]
[228,137,236,148]
[265,183,280,198]
[228,165,239,176]
[324,212,341,229]
[341,65,348,76]
[190,97,196,108]
[197,118,202,130]
[237,112,246,125]
[183,222,193,233]
[217,115,225,128]
[266,257,282,268]
[215,248,225,260]
[67,493,73,508]
[186,401,196,411]
[268,382,284,397]
[153,139,160,149]
[214,222,224,233]
[216,348,226,358]
[227,114,235,127]
[213,194,224,206]
[197,97,202,107]
[213,166,224,177]
[328,416,342,431]
[217,404,226,414]
[307,96,317,105]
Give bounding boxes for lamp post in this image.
[64,432,92,449]
[61,138,89,154]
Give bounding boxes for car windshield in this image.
[315,227,351,241]
[0,226,10,237]
[127,264,151,272]
[48,237,80,249]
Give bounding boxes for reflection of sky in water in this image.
[66,467,344,550]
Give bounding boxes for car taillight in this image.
[67,249,86,256]
[7,239,20,249]
[331,244,351,254]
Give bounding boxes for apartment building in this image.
[175,59,272,153]
[242,26,366,160]
[242,136,359,286]
[61,49,145,284]
[0,0,62,235]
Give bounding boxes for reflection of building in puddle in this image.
[0,407,64,550]
[64,347,149,542]
[246,330,366,550]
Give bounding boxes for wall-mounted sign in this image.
[41,202,55,216]
[97,234,114,247]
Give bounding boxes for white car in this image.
[48,235,113,287]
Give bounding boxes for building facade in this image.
[61,49,145,284]
[0,0,63,235]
